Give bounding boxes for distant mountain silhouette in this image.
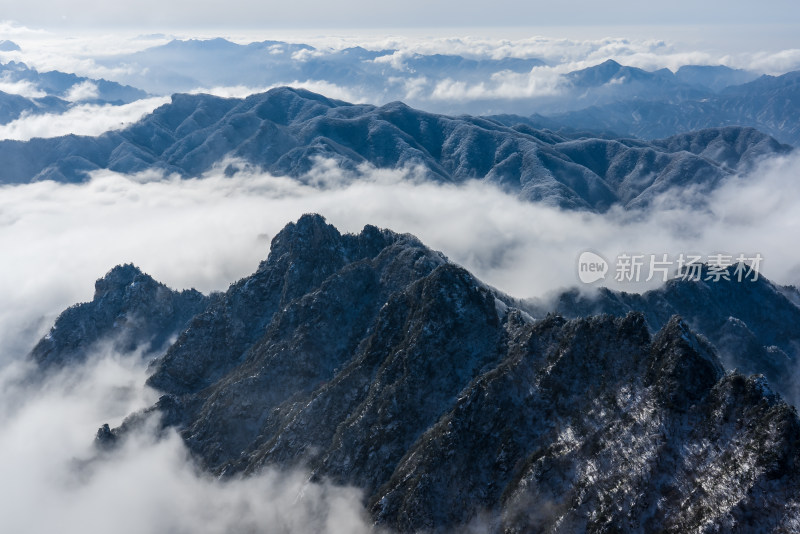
[0,61,148,124]
[518,70,800,146]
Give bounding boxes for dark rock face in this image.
[532,269,800,406]
[29,216,800,532]
[0,87,789,211]
[372,315,800,533]
[29,263,208,368]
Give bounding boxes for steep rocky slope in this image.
[30,263,208,368]
[530,272,800,406]
[29,215,800,532]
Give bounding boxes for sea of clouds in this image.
[3,151,800,361]
[2,151,800,532]
[0,21,799,120]
[1,22,799,533]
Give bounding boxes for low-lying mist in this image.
[1,21,799,534]
[2,152,799,361]
[1,150,799,533]
[0,97,170,141]
[0,349,377,534]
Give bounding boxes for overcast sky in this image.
[3,0,799,30]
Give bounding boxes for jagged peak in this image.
[654,315,707,351]
[266,213,341,253]
[93,263,153,299]
[616,310,651,342]
[648,315,725,403]
[294,212,329,228]
[258,214,423,275]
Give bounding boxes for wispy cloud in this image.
[2,151,799,362]
[0,350,376,534]
[0,143,798,534]
[429,67,565,101]
[3,30,800,108]
[0,96,168,140]
[0,77,47,98]
[65,80,99,101]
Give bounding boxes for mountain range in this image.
[0,61,148,124]
[94,39,754,113]
[30,215,800,532]
[95,37,547,99]
[527,270,800,406]
[6,31,800,534]
[520,66,800,146]
[3,38,799,147]
[0,87,790,211]
[87,39,800,145]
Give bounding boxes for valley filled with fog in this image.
[2,18,800,534]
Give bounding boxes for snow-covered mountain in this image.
[528,268,800,406]
[91,38,800,144]
[522,69,800,146]
[95,39,759,113]
[0,87,789,211]
[31,215,800,532]
[0,61,148,124]
[0,89,69,124]
[5,37,797,145]
[29,263,208,369]
[0,61,147,104]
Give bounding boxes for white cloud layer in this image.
[429,67,565,101]
[2,27,800,97]
[65,80,99,101]
[2,151,800,362]
[0,77,47,98]
[0,350,376,534]
[0,97,169,140]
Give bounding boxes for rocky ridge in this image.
[29,215,800,532]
